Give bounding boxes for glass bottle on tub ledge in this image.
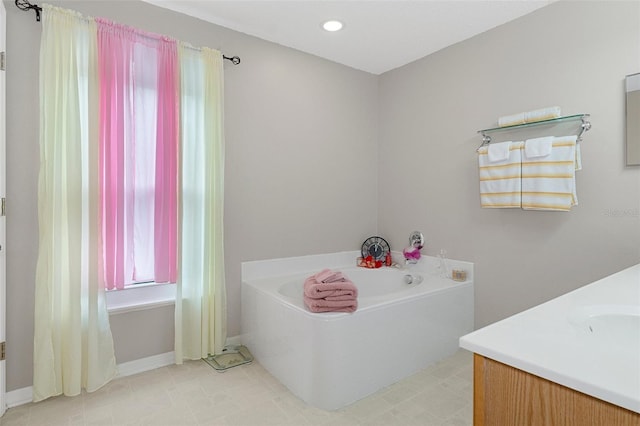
[436,249,450,278]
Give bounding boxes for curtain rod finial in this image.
[223,55,241,65]
[15,0,42,21]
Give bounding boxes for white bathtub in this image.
[241,251,474,411]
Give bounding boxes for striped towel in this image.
[498,106,562,127]
[524,106,562,123]
[478,141,523,208]
[521,135,578,211]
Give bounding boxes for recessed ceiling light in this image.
[322,20,344,32]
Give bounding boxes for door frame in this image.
[0,0,7,417]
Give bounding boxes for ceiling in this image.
[143,0,555,75]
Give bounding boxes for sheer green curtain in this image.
[34,4,116,401]
[175,45,227,361]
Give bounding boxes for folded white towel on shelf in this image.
[478,141,523,208]
[488,141,512,162]
[498,112,526,127]
[524,106,562,123]
[498,106,562,127]
[521,135,578,211]
[525,136,554,158]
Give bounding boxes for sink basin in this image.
[568,305,640,343]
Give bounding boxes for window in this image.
[98,23,178,290]
[37,6,227,361]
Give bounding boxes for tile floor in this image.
[1,349,473,426]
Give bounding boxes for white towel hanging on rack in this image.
[478,142,523,208]
[521,135,579,211]
[524,136,554,158]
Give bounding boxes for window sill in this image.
[106,282,176,315]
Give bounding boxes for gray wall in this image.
[5,0,378,391]
[5,0,639,393]
[378,0,640,328]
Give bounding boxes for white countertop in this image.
[460,264,640,413]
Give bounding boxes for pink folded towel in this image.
[304,276,358,300]
[304,295,357,313]
[314,268,346,283]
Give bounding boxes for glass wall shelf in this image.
[478,113,591,148]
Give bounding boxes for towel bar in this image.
[477,113,591,150]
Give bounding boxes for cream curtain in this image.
[34,4,116,401]
[175,45,227,361]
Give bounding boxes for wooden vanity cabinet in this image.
[473,354,640,426]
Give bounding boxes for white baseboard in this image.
[6,386,32,409]
[116,351,175,378]
[5,352,175,409]
[226,335,241,347]
[5,335,242,409]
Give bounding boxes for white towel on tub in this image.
[521,135,578,211]
[478,141,523,208]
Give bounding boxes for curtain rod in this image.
[15,0,242,65]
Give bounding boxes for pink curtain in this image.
[154,39,179,284]
[97,19,178,289]
[97,20,130,290]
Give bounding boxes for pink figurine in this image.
[403,246,421,261]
